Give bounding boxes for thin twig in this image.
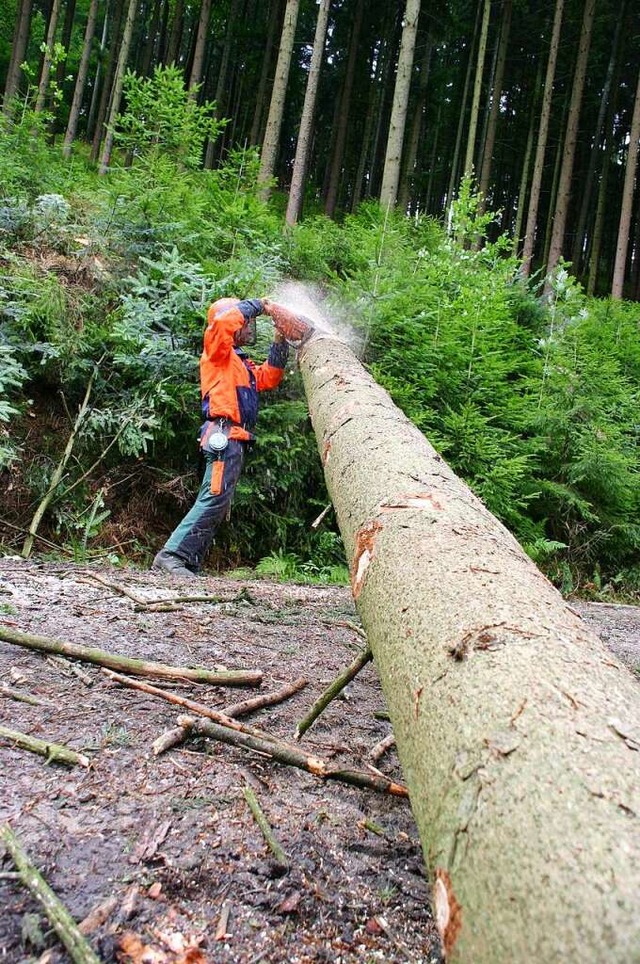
[242,786,289,867]
[295,647,373,740]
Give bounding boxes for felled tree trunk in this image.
[298,332,640,963]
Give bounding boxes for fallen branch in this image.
[0,683,48,706]
[178,715,408,797]
[0,626,262,687]
[242,786,289,867]
[0,823,101,963]
[295,647,373,740]
[152,723,191,757]
[104,671,274,738]
[222,677,308,718]
[0,725,90,767]
[370,733,396,764]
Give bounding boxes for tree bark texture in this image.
[35,0,63,113]
[257,0,300,198]
[98,0,139,173]
[3,0,33,111]
[545,0,596,287]
[379,0,421,211]
[297,332,640,963]
[462,0,490,180]
[285,0,331,226]
[478,0,512,207]
[520,0,564,275]
[63,0,100,157]
[323,0,364,218]
[611,64,640,298]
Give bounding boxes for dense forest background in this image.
[0,0,639,595]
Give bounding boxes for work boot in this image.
[152,549,198,578]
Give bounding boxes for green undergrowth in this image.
[0,74,638,593]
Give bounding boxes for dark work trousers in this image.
[163,439,245,572]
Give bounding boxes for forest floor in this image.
[0,558,638,964]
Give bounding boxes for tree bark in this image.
[544,0,596,290]
[462,0,491,180]
[611,65,640,299]
[397,33,433,214]
[520,0,564,275]
[257,0,300,199]
[187,0,213,95]
[570,2,625,273]
[0,824,101,964]
[379,0,421,211]
[63,0,100,157]
[446,4,478,207]
[324,0,364,217]
[222,677,308,718]
[98,0,139,173]
[249,0,282,145]
[35,0,64,113]
[477,0,512,208]
[0,627,261,686]
[0,725,90,767]
[164,0,184,65]
[3,0,34,111]
[178,715,408,796]
[297,331,640,962]
[285,0,331,225]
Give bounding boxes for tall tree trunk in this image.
[379,0,421,211]
[586,137,613,296]
[98,0,139,172]
[86,0,111,139]
[258,0,301,198]
[140,0,163,76]
[3,0,34,111]
[520,0,564,277]
[164,0,184,65]
[570,3,625,274]
[63,0,100,156]
[397,34,433,214]
[90,0,124,161]
[54,0,76,112]
[512,97,535,255]
[462,0,491,180]
[478,0,512,208]
[187,0,213,94]
[297,330,640,964]
[285,0,331,225]
[324,0,364,217]
[544,0,596,291]
[351,38,383,211]
[446,3,479,207]
[611,65,640,299]
[35,0,63,112]
[203,0,241,168]
[249,0,282,145]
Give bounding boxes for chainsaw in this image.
[262,299,316,349]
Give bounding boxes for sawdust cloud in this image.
[268,280,366,355]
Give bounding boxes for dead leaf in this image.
[365,917,385,935]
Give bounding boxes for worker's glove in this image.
[237,298,264,321]
[261,298,273,316]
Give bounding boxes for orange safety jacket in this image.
[200,300,288,443]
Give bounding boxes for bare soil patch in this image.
[0,559,443,964]
[1,560,638,963]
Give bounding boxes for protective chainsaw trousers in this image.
[163,439,245,572]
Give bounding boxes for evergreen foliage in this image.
[0,105,637,595]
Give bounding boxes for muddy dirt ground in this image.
[0,559,638,964]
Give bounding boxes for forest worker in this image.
[152,296,288,577]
